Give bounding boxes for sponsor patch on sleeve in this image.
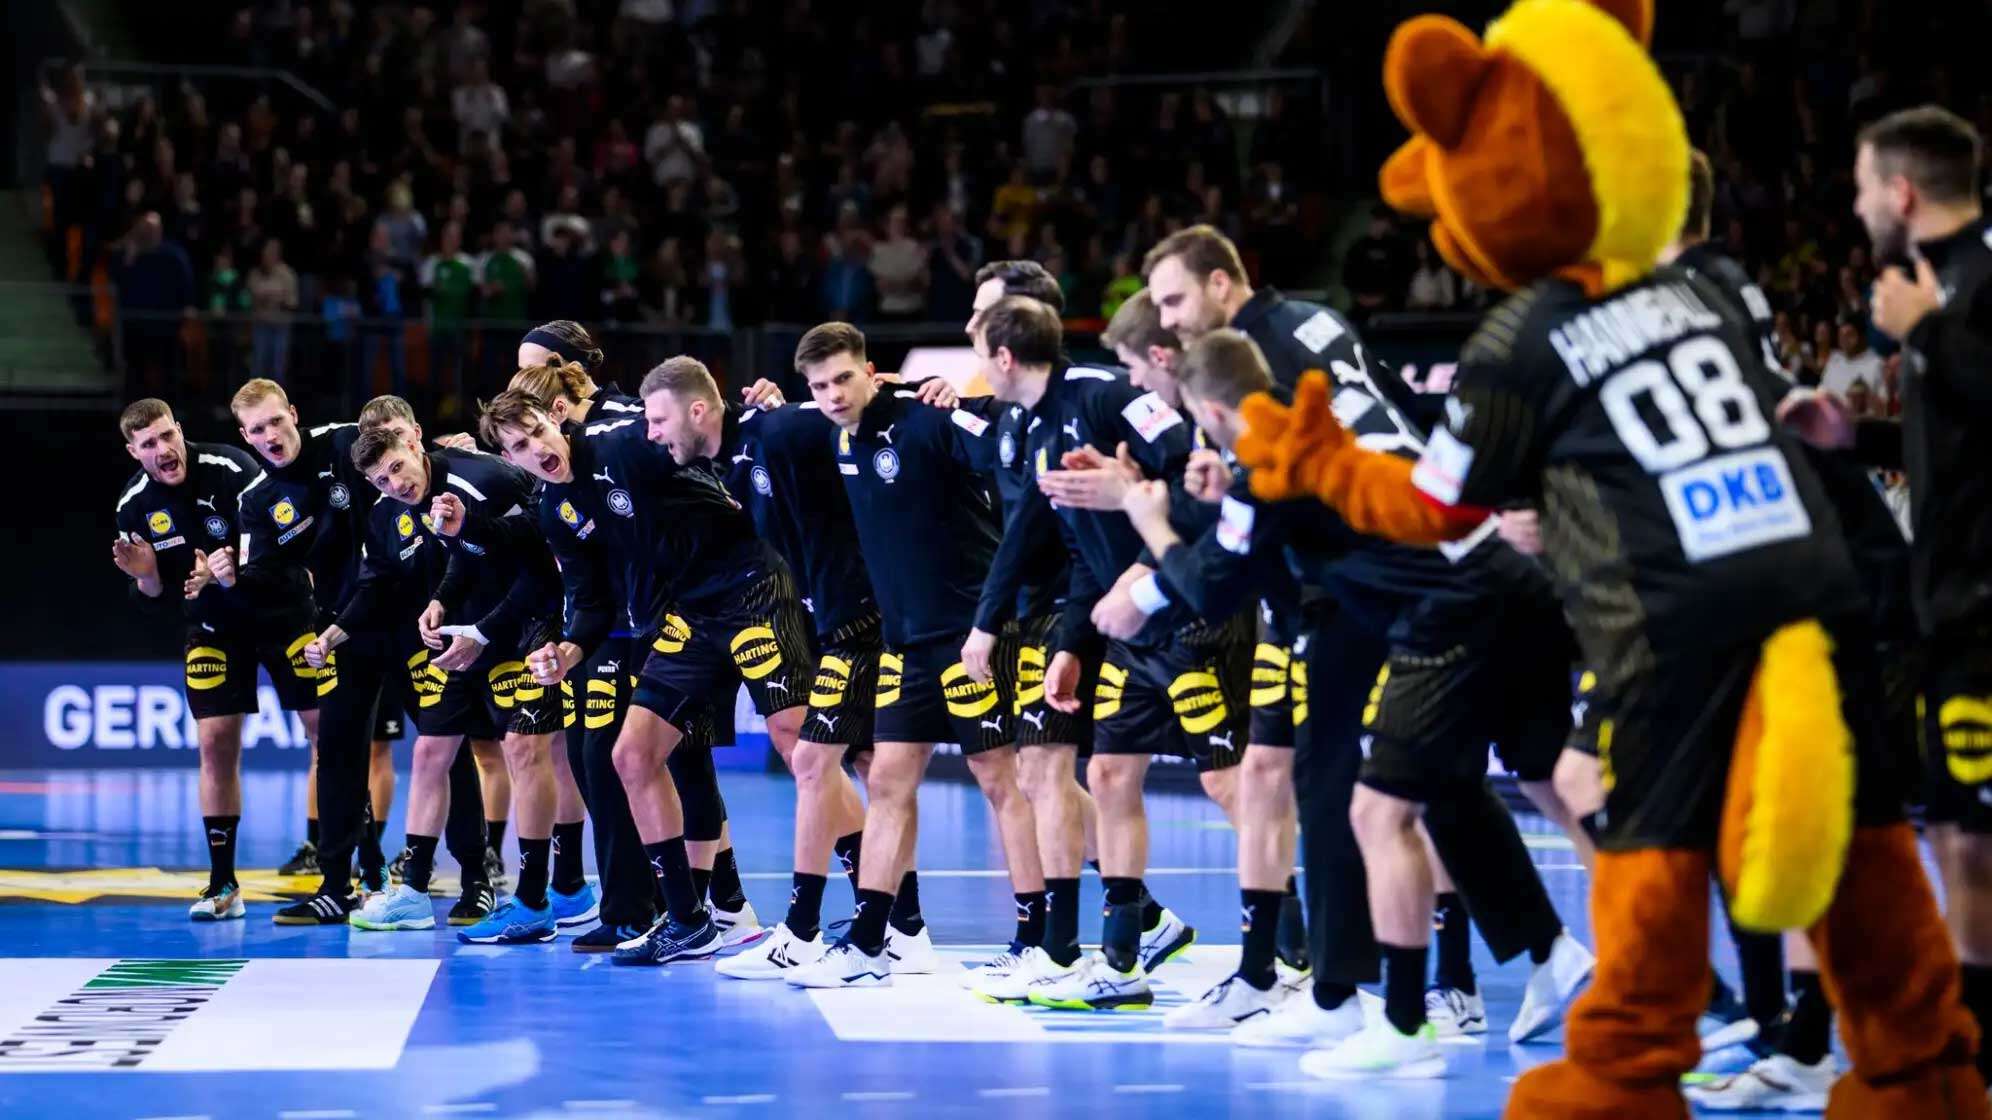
[950,408,990,438]
[1121,391,1184,443]
[1216,495,1255,554]
[1411,426,1474,506]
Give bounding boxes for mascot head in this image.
[1379,0,1688,296]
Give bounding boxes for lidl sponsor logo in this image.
[0,958,437,1071]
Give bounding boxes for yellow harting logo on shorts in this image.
[812,656,852,709]
[1363,664,1391,728]
[584,677,618,728]
[185,646,228,690]
[1290,656,1310,726]
[1251,643,1290,708]
[1169,670,1229,734]
[1093,662,1127,720]
[652,614,693,654]
[285,633,319,680]
[1941,695,1992,785]
[730,626,784,680]
[941,663,997,717]
[407,650,447,707]
[1014,645,1047,712]
[875,653,903,707]
[490,662,542,708]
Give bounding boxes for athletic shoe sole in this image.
[1142,927,1197,972]
[457,927,558,945]
[350,916,437,931]
[718,926,772,954]
[1026,992,1153,1011]
[554,902,601,929]
[272,913,353,926]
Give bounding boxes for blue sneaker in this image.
[549,882,600,929]
[350,883,437,931]
[455,896,558,944]
[611,912,721,966]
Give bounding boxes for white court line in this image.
[564,1102,640,1111]
[1246,1082,1315,1092]
[1113,1084,1185,1094]
[279,1112,359,1120]
[840,1091,916,1102]
[701,1095,776,1106]
[977,1088,1051,1099]
[423,1106,498,1115]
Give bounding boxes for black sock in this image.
[711,847,747,910]
[1964,964,1992,1082]
[849,888,895,954]
[1013,891,1046,949]
[403,834,439,894]
[786,872,827,940]
[1433,892,1476,995]
[889,870,925,935]
[515,837,551,909]
[644,837,703,924]
[1277,875,1310,971]
[1045,877,1081,967]
[1384,943,1430,1035]
[306,817,320,846]
[691,864,713,904]
[1314,979,1358,1011]
[203,815,240,889]
[550,821,586,894]
[1139,882,1164,930]
[1781,970,1832,1065]
[487,818,507,852]
[1238,888,1284,990]
[1102,877,1144,973]
[1732,926,1788,1033]
[834,832,863,893]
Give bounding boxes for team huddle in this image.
[109,102,1992,1103]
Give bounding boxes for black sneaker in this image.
[484,846,509,891]
[449,882,496,926]
[573,920,652,953]
[273,891,359,925]
[277,841,320,877]
[611,913,722,966]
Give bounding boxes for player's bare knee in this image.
[1350,785,1416,843]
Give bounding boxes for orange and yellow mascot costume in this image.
[1236,0,1987,1115]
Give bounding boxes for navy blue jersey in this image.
[236,421,377,632]
[1235,288,1440,432]
[834,389,1002,646]
[1678,241,1913,638]
[339,449,556,650]
[1019,366,1195,651]
[587,381,644,419]
[115,441,310,636]
[714,401,876,638]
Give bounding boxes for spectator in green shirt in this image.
[477,219,536,384]
[421,219,478,412]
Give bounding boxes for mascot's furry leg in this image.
[1812,825,1987,1117]
[1503,848,1706,1119]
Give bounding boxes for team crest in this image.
[271,499,297,527]
[752,465,772,496]
[607,488,635,517]
[397,512,416,539]
[999,432,1017,467]
[873,448,900,482]
[328,483,351,509]
[147,510,174,536]
[204,515,229,539]
[558,500,580,527]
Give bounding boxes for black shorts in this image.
[406,620,564,740]
[183,626,320,720]
[874,633,1014,754]
[1567,667,1603,758]
[633,572,815,731]
[1358,602,1572,799]
[563,637,633,736]
[373,667,410,741]
[1248,637,1297,749]
[1011,613,1090,750]
[1093,636,1248,773]
[803,614,883,750]
[1919,632,1992,833]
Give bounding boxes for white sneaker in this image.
[1233,989,1368,1049]
[1026,953,1152,1010]
[884,924,939,975]
[1139,907,1196,972]
[189,883,245,922]
[1509,931,1595,1044]
[711,899,768,951]
[348,883,437,931]
[960,944,1028,994]
[785,940,892,989]
[1685,1053,1836,1112]
[716,922,825,980]
[1275,958,1311,999]
[968,946,1052,1003]
[1425,986,1488,1038]
[1163,973,1286,1030]
[1300,1020,1446,1080]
